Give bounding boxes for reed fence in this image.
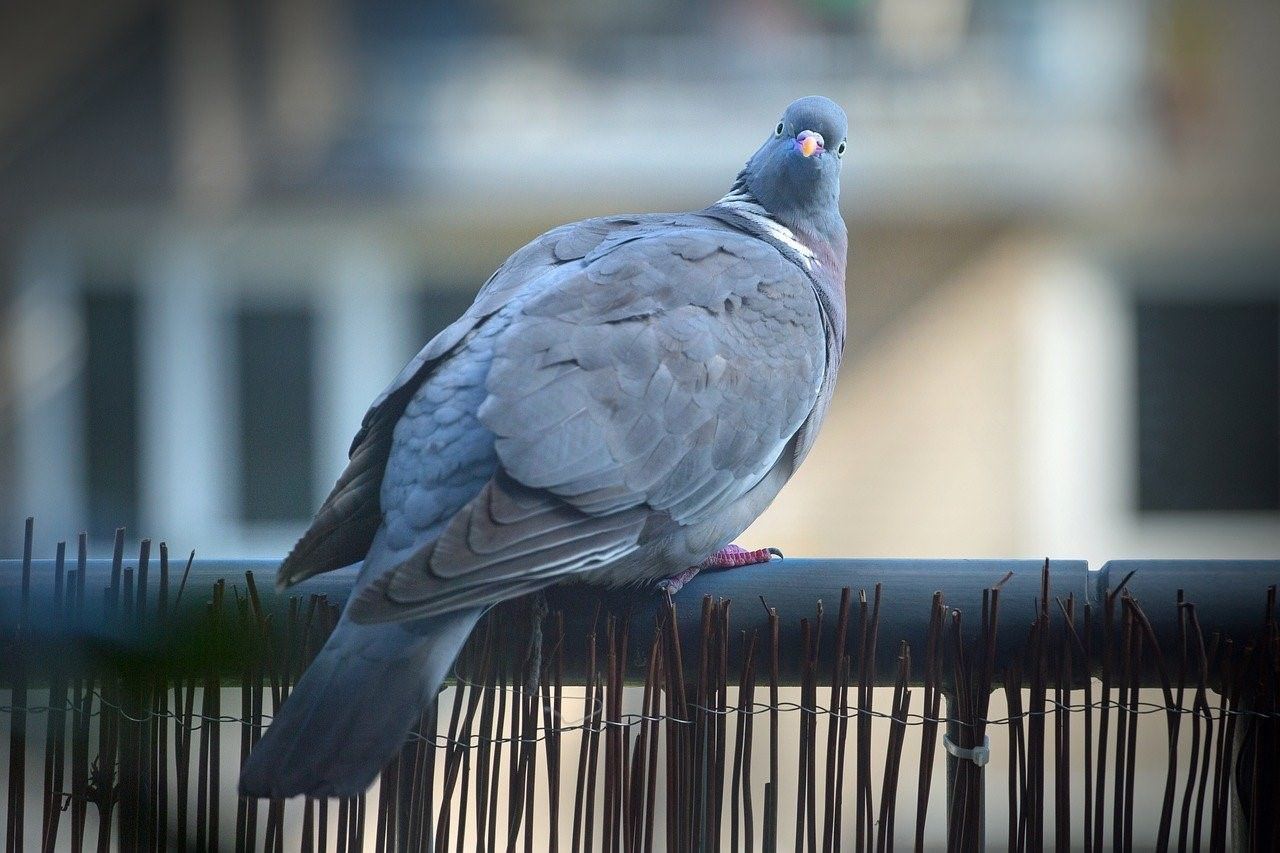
[2,519,1278,851]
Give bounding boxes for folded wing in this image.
[275,216,653,588]
[350,226,828,622]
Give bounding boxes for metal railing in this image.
[2,522,1277,851]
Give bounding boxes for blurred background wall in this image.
[0,0,1277,563]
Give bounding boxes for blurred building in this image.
[0,0,1276,560]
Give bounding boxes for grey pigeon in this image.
[239,95,849,798]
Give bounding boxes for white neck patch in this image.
[713,189,817,270]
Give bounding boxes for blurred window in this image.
[1135,299,1280,512]
[82,289,141,538]
[415,288,478,350]
[234,305,318,523]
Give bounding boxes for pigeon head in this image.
[736,96,847,241]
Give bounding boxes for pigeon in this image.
[239,95,849,798]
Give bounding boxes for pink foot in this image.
[704,543,784,569]
[657,544,783,594]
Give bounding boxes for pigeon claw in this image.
[657,543,782,595]
[703,543,783,570]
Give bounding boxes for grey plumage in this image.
[239,95,850,798]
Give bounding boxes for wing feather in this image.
[276,215,653,588]
[349,475,647,621]
[349,225,829,621]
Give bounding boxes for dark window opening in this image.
[82,289,141,538]
[1135,298,1280,512]
[235,304,317,523]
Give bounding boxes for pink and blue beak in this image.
[795,130,824,158]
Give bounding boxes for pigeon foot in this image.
[704,543,784,569]
[656,543,783,594]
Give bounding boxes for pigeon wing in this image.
[349,226,828,621]
[275,216,647,588]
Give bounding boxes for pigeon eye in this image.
[836,140,846,157]
[775,122,784,137]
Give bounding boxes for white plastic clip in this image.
[943,733,990,767]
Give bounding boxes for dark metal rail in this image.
[3,550,1278,850]
[3,555,1277,683]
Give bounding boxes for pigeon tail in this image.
[239,606,483,798]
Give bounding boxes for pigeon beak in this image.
[797,130,824,158]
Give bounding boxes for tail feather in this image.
[239,607,483,798]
